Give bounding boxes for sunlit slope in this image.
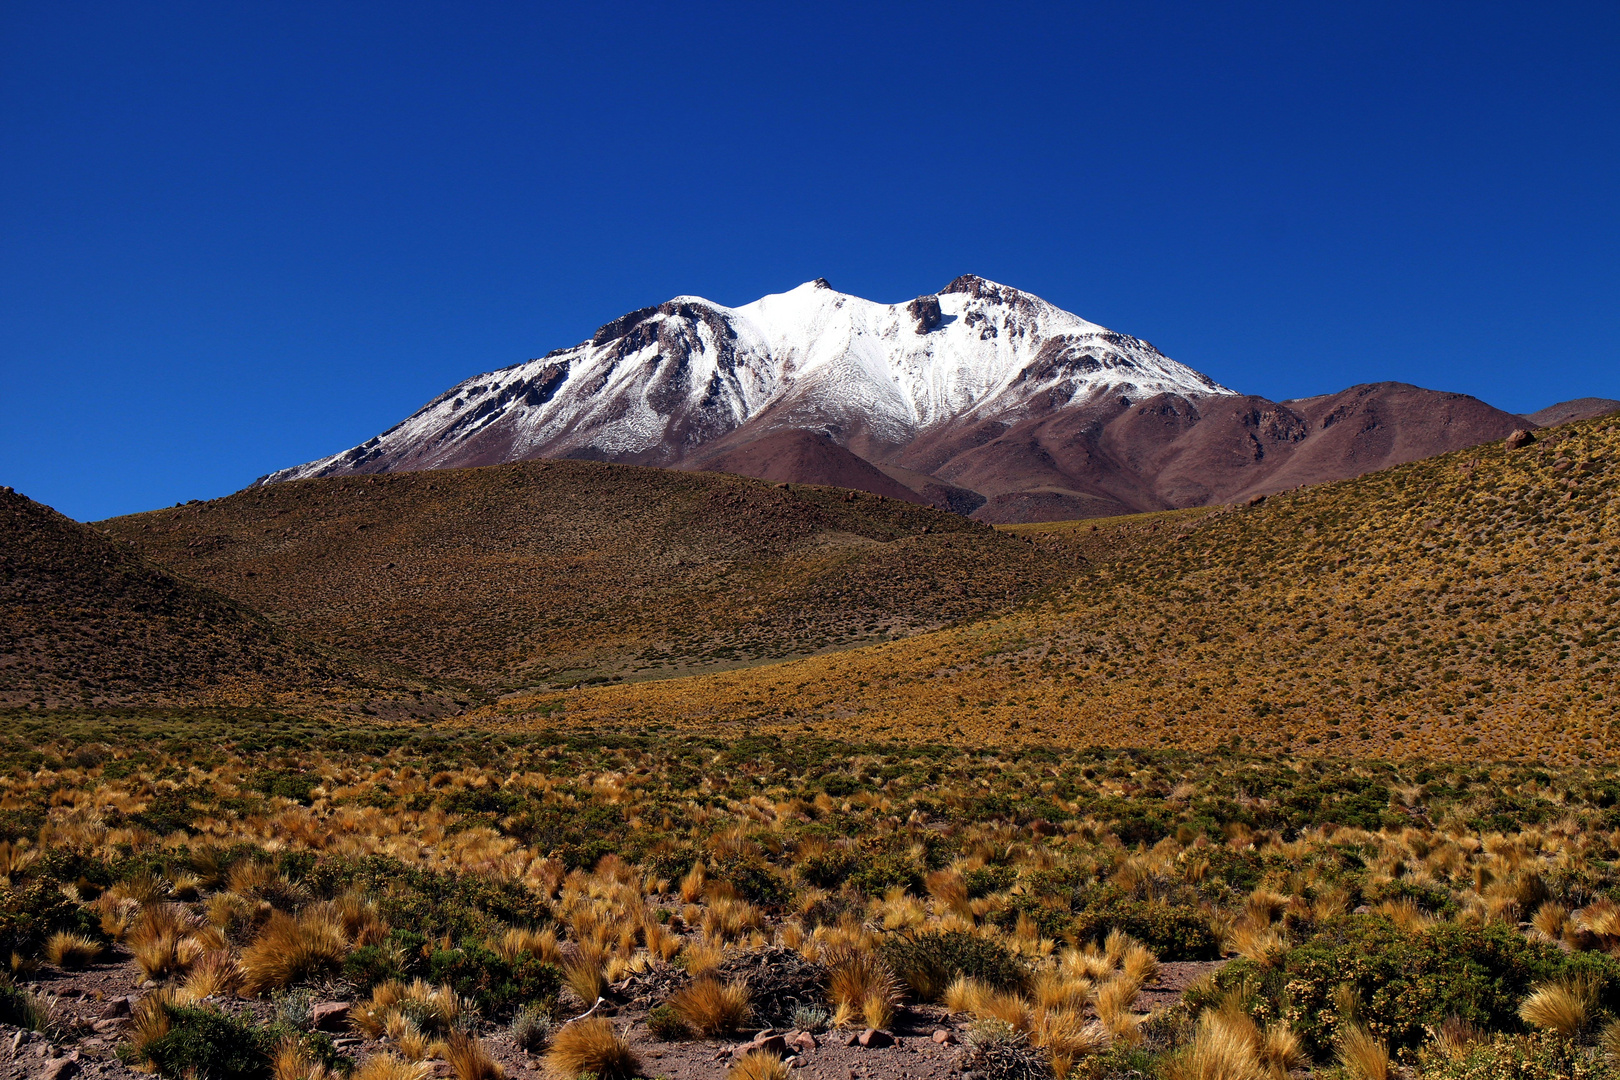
[487,417,1620,764]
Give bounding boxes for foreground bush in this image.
[1418,1030,1608,1079]
[879,930,1027,1000]
[1207,914,1620,1058]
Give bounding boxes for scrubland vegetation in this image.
[0,712,1619,1078]
[504,417,1620,765]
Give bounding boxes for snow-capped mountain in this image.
[256,275,1528,522]
[258,276,1230,483]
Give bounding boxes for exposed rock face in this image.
[255,277,1534,522]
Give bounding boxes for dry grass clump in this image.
[43,931,102,969]
[1518,977,1596,1038]
[827,949,903,1030]
[728,1048,791,1080]
[238,907,352,995]
[544,1017,640,1080]
[667,977,751,1036]
[272,1037,337,1080]
[444,1031,504,1080]
[1336,1025,1390,1080]
[352,1053,432,1080]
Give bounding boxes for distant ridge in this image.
[1522,398,1620,427]
[257,277,1534,521]
[0,487,353,707]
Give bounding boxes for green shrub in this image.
[798,849,864,889]
[128,1004,270,1080]
[1418,1031,1606,1080]
[707,853,787,905]
[427,944,561,1019]
[1216,914,1620,1059]
[963,865,1017,898]
[878,930,1027,1000]
[0,879,79,958]
[646,1003,691,1040]
[847,853,922,897]
[1070,886,1219,961]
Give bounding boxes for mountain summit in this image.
[258,277,1526,520]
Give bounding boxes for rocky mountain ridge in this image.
[257,276,1534,521]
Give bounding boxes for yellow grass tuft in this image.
[1336,1025,1390,1080]
[1518,978,1595,1038]
[445,1031,504,1080]
[272,1037,335,1080]
[239,908,351,995]
[727,1049,791,1080]
[545,1017,640,1080]
[44,932,103,969]
[352,1054,432,1080]
[827,950,902,1028]
[668,977,751,1036]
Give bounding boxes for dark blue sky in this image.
[3,2,1616,521]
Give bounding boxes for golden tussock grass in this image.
[352,1053,432,1080]
[668,977,751,1036]
[444,1031,504,1080]
[1518,977,1596,1037]
[272,1037,336,1080]
[1335,1025,1390,1080]
[238,908,351,995]
[43,931,102,969]
[544,1017,640,1080]
[727,1049,791,1080]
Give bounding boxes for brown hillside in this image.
[0,487,364,708]
[487,417,1620,765]
[100,460,1071,692]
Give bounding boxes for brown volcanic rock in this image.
[686,429,921,502]
[101,460,1067,691]
[0,488,358,707]
[1522,398,1620,427]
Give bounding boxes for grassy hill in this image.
[0,488,379,708]
[101,460,1071,693]
[485,416,1620,764]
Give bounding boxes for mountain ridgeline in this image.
[255,276,1532,522]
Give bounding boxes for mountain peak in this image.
[256,278,1229,493]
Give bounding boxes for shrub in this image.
[1419,1030,1607,1080]
[511,1003,555,1052]
[963,865,1017,898]
[1071,886,1219,961]
[708,854,787,906]
[0,879,78,958]
[1214,914,1620,1059]
[646,1002,690,1040]
[125,1001,272,1080]
[798,849,864,889]
[878,931,1027,1000]
[429,944,561,1020]
[847,853,923,897]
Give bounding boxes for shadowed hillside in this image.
[0,488,369,708]
[489,417,1620,764]
[101,460,1072,691]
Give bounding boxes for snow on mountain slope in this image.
[255,275,1234,486]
